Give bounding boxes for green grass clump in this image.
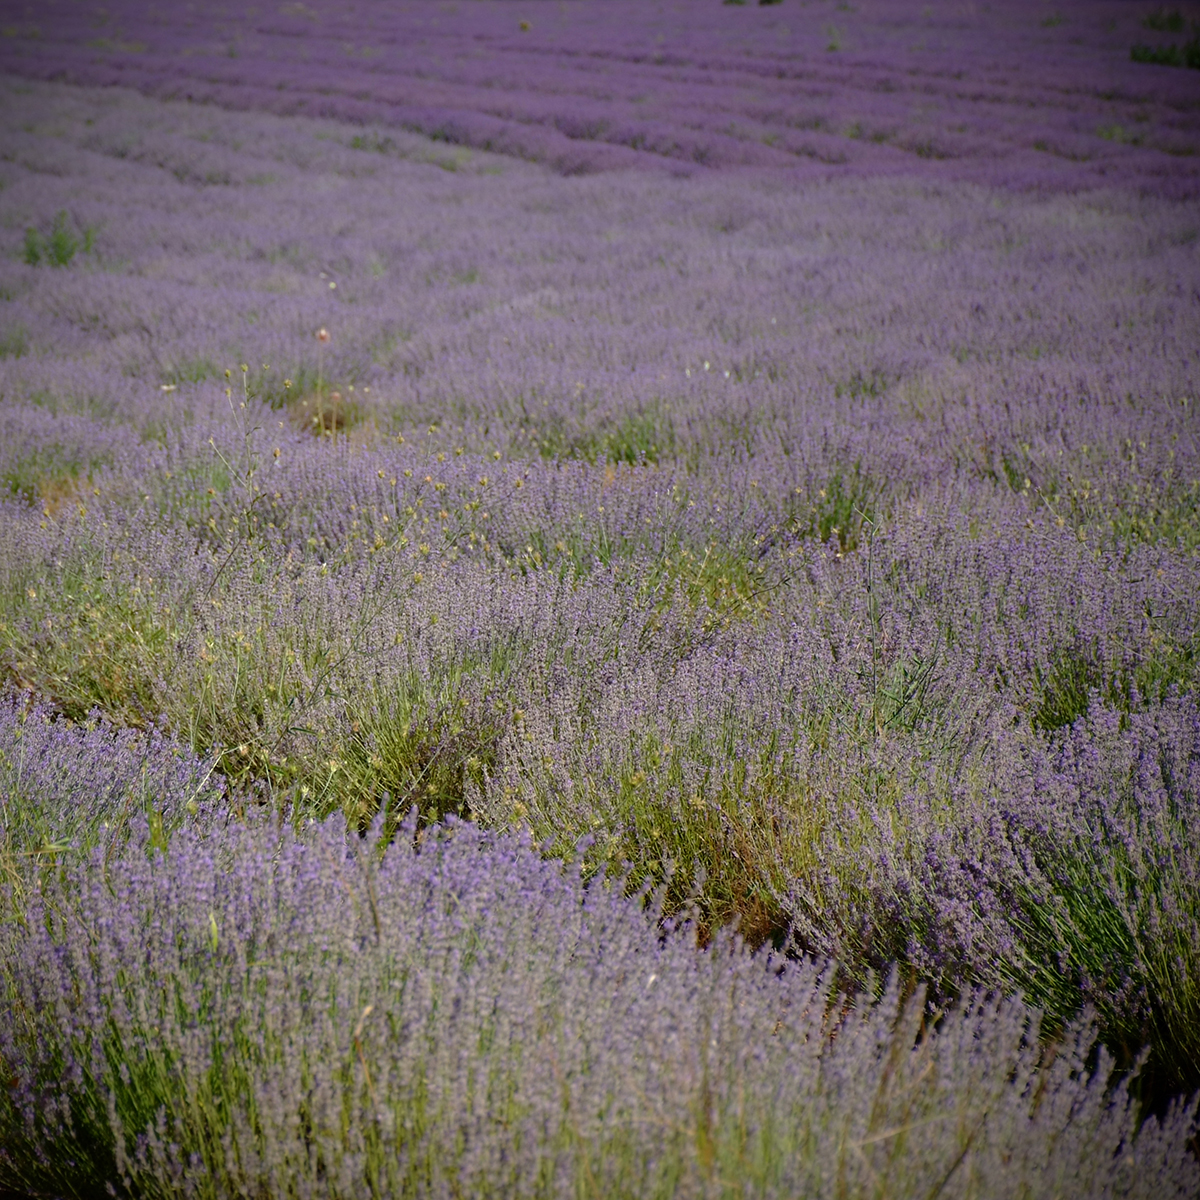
[1131,35,1200,68]
[0,447,112,522]
[784,466,879,553]
[0,325,28,359]
[23,210,95,268]
[521,409,676,466]
[1032,635,1198,733]
[160,356,222,386]
[1144,7,1186,32]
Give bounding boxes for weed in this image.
[834,368,892,400]
[1131,35,1200,68]
[0,324,28,358]
[1,446,106,511]
[23,210,96,267]
[1143,7,1186,32]
[288,389,365,438]
[786,466,879,553]
[349,131,396,153]
[160,356,221,386]
[521,408,675,466]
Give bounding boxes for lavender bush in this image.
[0,694,223,905]
[2,814,1198,1199]
[1,1,1199,1189]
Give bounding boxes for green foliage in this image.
[786,465,879,552]
[333,682,502,834]
[0,445,108,509]
[873,645,941,735]
[161,356,221,385]
[1031,635,1199,733]
[23,210,95,267]
[1097,123,1142,145]
[349,131,396,153]
[833,368,891,400]
[505,725,808,948]
[1052,466,1200,550]
[600,412,669,465]
[292,391,368,438]
[1143,7,1186,32]
[1032,648,1107,732]
[0,324,28,359]
[993,716,1200,1095]
[523,409,676,466]
[0,553,174,726]
[1131,35,1200,68]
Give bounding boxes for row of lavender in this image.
[1,0,1198,196]
[4,718,1196,1197]
[2,73,1200,1192]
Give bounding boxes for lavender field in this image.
[1,1,1200,1195]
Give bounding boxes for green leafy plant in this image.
[23,211,96,268]
[1143,7,1185,32]
[1131,34,1200,68]
[0,324,28,359]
